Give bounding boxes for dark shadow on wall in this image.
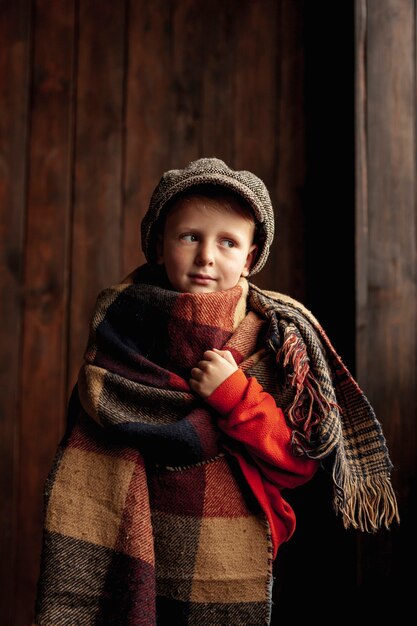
[303,1,356,374]
[271,2,356,622]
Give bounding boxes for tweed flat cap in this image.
[141,157,275,275]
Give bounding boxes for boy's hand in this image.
[190,348,238,399]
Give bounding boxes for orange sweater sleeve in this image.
[206,368,319,557]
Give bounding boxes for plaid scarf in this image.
[34,264,398,625]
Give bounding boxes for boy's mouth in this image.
[189,273,216,284]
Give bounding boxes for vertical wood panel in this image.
[6,1,414,622]
[123,0,172,275]
[234,0,281,291]
[356,0,416,615]
[69,0,126,387]
[355,0,368,359]
[16,1,76,621]
[0,1,31,622]
[200,0,236,164]
[272,0,306,298]
[169,0,203,167]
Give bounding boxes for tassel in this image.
[331,450,400,531]
[276,323,339,446]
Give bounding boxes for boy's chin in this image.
[176,282,242,295]
[179,284,220,294]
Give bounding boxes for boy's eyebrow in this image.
[174,225,243,237]
[175,227,250,244]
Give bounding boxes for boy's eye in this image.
[220,239,235,248]
[180,233,199,243]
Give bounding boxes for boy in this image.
[35,158,398,625]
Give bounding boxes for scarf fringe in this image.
[276,321,400,532]
[276,323,339,446]
[332,451,400,531]
[250,285,399,532]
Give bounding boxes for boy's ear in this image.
[156,233,164,264]
[241,243,258,277]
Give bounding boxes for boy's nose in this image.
[195,242,214,266]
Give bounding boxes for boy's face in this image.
[157,196,258,293]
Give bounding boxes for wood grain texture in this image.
[0,1,31,622]
[199,0,236,165]
[233,0,280,292]
[4,0,413,622]
[122,0,172,275]
[169,0,204,167]
[270,0,306,298]
[68,0,126,388]
[360,0,416,503]
[355,0,416,615]
[15,1,76,621]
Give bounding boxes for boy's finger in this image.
[190,367,204,379]
[212,348,236,365]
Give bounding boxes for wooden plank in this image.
[199,0,235,164]
[355,0,416,614]
[122,0,172,274]
[0,1,31,622]
[362,0,416,507]
[168,0,203,168]
[69,0,126,388]
[272,0,306,300]
[15,1,76,622]
[355,0,369,377]
[233,0,281,292]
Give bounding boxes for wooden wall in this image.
[0,0,413,624]
[354,0,416,617]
